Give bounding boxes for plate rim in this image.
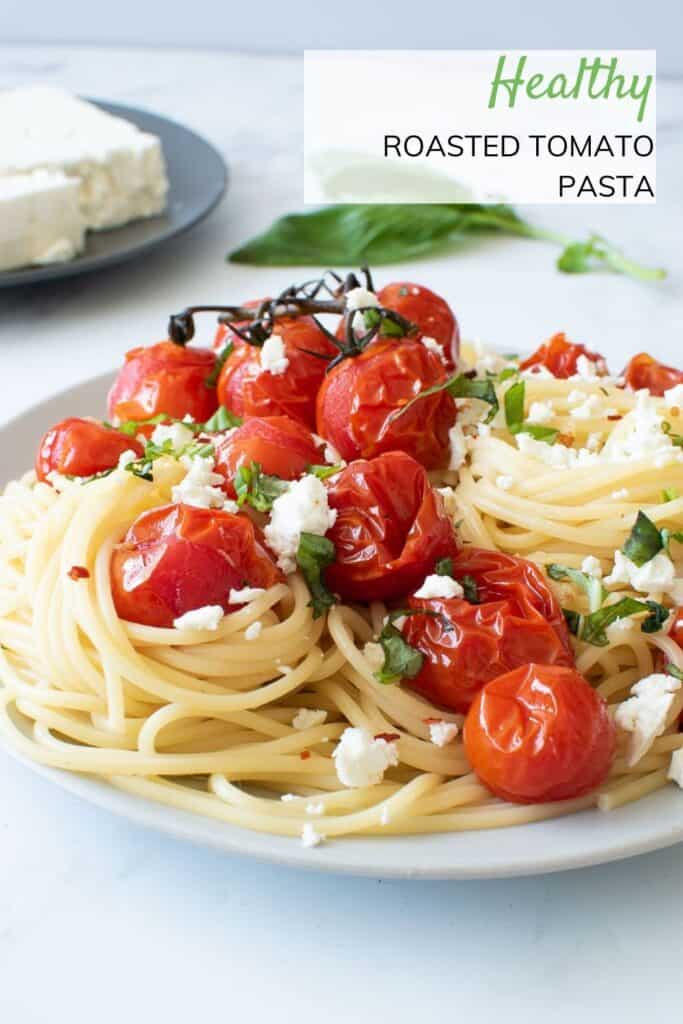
[2,371,683,880]
[0,98,228,288]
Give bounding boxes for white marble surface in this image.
[1,45,683,1023]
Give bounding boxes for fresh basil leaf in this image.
[661,528,683,554]
[520,424,559,444]
[388,372,499,427]
[662,487,680,503]
[497,366,519,383]
[374,624,424,685]
[623,510,664,566]
[116,412,173,437]
[296,532,336,619]
[563,608,582,636]
[666,663,683,681]
[580,597,651,647]
[557,234,666,283]
[546,563,607,614]
[435,557,454,577]
[460,574,480,604]
[504,380,525,432]
[234,462,290,513]
[202,407,243,432]
[641,600,670,634]
[205,341,233,389]
[307,463,344,481]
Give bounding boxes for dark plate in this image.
[0,99,228,288]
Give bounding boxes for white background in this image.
[1,35,683,1024]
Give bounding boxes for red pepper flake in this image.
[67,565,90,580]
[300,750,311,760]
[423,717,441,725]
[607,414,623,422]
[556,433,575,448]
[374,732,401,743]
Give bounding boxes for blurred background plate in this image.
[0,99,228,288]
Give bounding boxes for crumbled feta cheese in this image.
[244,621,262,640]
[171,454,226,508]
[581,556,603,579]
[572,354,599,380]
[527,400,554,425]
[615,673,681,765]
[150,421,194,452]
[470,339,507,376]
[448,423,469,471]
[324,441,342,465]
[345,286,379,311]
[521,364,555,380]
[292,708,327,730]
[264,474,337,574]
[611,488,629,500]
[117,448,139,469]
[570,394,604,420]
[605,548,683,604]
[173,604,224,631]
[259,334,289,376]
[429,721,459,747]
[668,749,683,788]
[333,727,399,788]
[306,801,325,816]
[477,421,492,439]
[437,485,459,519]
[496,474,514,490]
[420,335,446,364]
[414,574,464,600]
[46,470,70,490]
[301,823,323,847]
[664,384,683,409]
[515,432,598,470]
[586,432,603,452]
[363,641,385,673]
[229,586,266,604]
[601,391,678,466]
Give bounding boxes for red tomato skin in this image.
[35,418,143,483]
[215,317,338,430]
[110,503,282,627]
[403,548,574,713]
[213,416,323,497]
[316,338,455,470]
[519,332,607,379]
[623,353,683,397]
[464,663,616,804]
[377,282,459,368]
[324,451,459,602]
[107,341,218,426]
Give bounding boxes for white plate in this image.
[2,372,683,879]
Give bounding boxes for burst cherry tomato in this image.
[402,548,574,713]
[519,332,607,379]
[213,416,324,498]
[376,282,459,368]
[111,503,282,627]
[623,353,683,397]
[35,418,143,483]
[316,338,455,470]
[464,663,615,803]
[324,451,458,602]
[216,317,338,431]
[108,340,218,426]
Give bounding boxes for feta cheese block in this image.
[0,86,168,235]
[0,171,85,271]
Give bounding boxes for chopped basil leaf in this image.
[374,623,424,685]
[563,608,582,636]
[504,380,525,432]
[307,463,344,481]
[435,557,454,577]
[497,366,519,383]
[234,462,290,513]
[666,663,683,681]
[661,421,683,447]
[387,372,499,426]
[296,532,336,619]
[641,600,671,634]
[546,563,607,614]
[460,574,480,604]
[202,406,243,432]
[117,412,171,437]
[521,424,559,443]
[205,341,234,388]
[580,597,656,647]
[663,487,680,502]
[623,510,664,566]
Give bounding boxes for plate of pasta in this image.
[2,268,683,879]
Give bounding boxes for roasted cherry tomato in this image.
[213,416,324,498]
[403,548,574,713]
[376,282,459,368]
[316,338,455,470]
[324,451,459,602]
[111,503,282,627]
[464,663,615,804]
[519,332,607,379]
[215,317,338,431]
[108,340,218,427]
[36,417,143,483]
[623,353,683,397]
